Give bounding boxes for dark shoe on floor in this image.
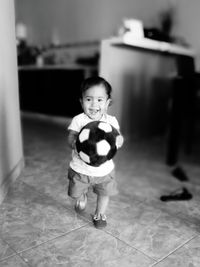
[171,166,189,181]
[75,194,87,212]
[93,214,107,229]
[160,187,193,202]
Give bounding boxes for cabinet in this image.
[18,66,85,117]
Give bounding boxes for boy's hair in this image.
[80,76,112,99]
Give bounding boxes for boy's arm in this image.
[111,116,124,149]
[67,129,79,149]
[113,118,124,149]
[116,133,124,149]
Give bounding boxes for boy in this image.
[67,76,123,229]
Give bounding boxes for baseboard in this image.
[21,111,72,126]
[0,157,24,204]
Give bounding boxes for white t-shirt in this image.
[68,113,120,177]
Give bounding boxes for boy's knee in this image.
[68,176,89,199]
[93,181,118,196]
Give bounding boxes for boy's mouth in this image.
[89,109,100,115]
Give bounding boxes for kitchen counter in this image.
[99,37,195,138]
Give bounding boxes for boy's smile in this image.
[81,85,110,120]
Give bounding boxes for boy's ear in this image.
[107,98,112,107]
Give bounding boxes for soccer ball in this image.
[76,121,120,167]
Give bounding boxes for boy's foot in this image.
[93,214,107,229]
[75,194,87,212]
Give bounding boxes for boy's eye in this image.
[98,99,103,102]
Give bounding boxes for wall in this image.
[15,0,200,68]
[0,0,24,204]
[15,0,172,45]
[172,0,200,70]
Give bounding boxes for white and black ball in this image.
[76,121,120,166]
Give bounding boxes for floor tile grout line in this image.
[20,179,185,226]
[21,162,200,225]
[18,179,163,228]
[25,183,96,225]
[149,234,198,266]
[103,223,199,264]
[159,209,200,235]
[103,229,157,263]
[0,254,30,267]
[0,237,20,263]
[1,184,92,261]
[132,197,200,237]
[172,211,200,236]
[0,240,32,267]
[15,253,32,267]
[120,194,193,225]
[8,224,90,257]
[16,180,93,224]
[0,236,34,266]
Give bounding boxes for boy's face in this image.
[80,85,110,120]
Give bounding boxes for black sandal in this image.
[160,187,193,202]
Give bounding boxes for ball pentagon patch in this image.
[79,129,90,143]
[98,122,112,133]
[76,121,120,166]
[96,140,111,156]
[79,151,90,164]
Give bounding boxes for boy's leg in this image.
[68,167,89,212]
[92,170,117,229]
[75,193,88,212]
[95,195,109,216]
[93,195,109,229]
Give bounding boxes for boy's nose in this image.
[91,99,98,106]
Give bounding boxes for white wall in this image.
[14,0,173,45]
[0,0,24,204]
[172,0,200,70]
[15,0,200,68]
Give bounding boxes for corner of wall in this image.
[0,157,24,204]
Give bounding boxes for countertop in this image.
[106,35,195,57]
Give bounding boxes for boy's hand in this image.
[116,135,124,149]
[67,130,79,150]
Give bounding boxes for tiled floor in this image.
[1,112,200,266]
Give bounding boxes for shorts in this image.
[67,167,118,198]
